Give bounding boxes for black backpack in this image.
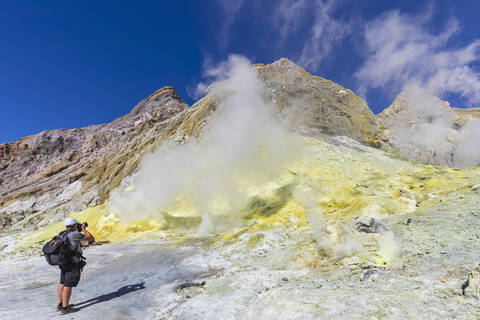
[42,230,76,266]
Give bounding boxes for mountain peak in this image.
[254,58,302,73]
[129,86,188,117]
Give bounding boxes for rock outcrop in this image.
[462,264,480,299]
[353,216,389,234]
[255,59,389,149]
[378,85,480,168]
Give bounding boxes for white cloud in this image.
[355,9,480,105]
[214,0,351,73]
[297,0,352,72]
[217,0,245,48]
[188,82,209,100]
[274,0,307,42]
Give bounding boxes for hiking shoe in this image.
[60,305,80,315]
[58,304,73,311]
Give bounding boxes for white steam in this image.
[456,119,480,166]
[197,212,214,236]
[354,8,480,167]
[111,55,300,228]
[297,189,364,260]
[386,84,480,168]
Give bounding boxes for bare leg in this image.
[62,286,73,308]
[57,284,64,305]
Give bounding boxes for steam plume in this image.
[111,55,300,230]
[387,84,480,167]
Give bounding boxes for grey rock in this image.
[462,265,480,299]
[353,216,389,234]
[175,281,206,292]
[360,269,381,282]
[0,59,393,232]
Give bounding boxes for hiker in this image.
[56,217,94,314]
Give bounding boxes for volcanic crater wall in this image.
[2,58,475,232]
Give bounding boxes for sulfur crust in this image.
[22,137,480,267]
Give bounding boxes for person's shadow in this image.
[74,282,146,310]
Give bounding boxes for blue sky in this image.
[1,0,479,143]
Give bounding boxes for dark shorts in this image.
[60,267,81,287]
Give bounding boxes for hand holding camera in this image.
[76,222,88,231]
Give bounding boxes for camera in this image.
[76,222,88,230]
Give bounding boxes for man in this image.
[57,217,94,314]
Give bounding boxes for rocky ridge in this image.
[0,87,189,230]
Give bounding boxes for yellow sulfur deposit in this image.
[21,205,173,247]
[22,137,480,268]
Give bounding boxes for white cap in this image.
[64,217,79,226]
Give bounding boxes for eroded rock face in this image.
[0,87,189,231]
[378,86,480,168]
[463,264,480,299]
[255,59,389,150]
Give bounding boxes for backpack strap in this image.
[62,229,85,259]
[59,229,72,239]
[59,229,76,255]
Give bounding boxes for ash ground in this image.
[1,189,480,320]
[2,137,480,319]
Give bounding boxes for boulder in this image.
[462,264,480,299]
[353,216,389,234]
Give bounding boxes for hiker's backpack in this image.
[42,230,76,266]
